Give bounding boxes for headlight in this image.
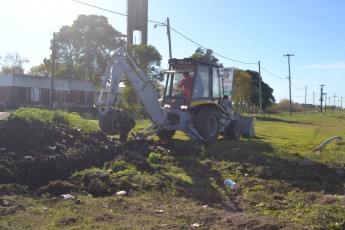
[180,105,188,110]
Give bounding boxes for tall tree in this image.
[232,69,252,109]
[245,70,275,110]
[127,44,162,76]
[0,52,28,74]
[50,14,126,84]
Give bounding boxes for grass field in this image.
[1,108,344,229]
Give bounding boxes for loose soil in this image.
[0,114,297,229]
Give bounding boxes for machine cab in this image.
[162,58,222,110]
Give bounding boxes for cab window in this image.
[212,67,220,99]
[192,65,209,99]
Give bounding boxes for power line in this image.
[260,66,286,79]
[291,82,304,90]
[71,0,162,24]
[169,27,257,65]
[72,0,258,65]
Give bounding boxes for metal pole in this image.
[167,17,172,59]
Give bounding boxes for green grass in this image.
[13,107,99,132]
[3,107,345,229]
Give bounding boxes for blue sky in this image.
[1,0,344,106]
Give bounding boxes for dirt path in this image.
[0,112,11,120]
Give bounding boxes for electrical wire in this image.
[260,66,286,79]
[169,27,257,65]
[291,82,305,90]
[71,0,163,24]
[72,0,285,74]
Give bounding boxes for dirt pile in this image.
[0,116,122,190]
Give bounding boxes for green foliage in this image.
[110,160,128,173]
[148,152,165,164]
[52,111,68,125]
[127,44,162,76]
[233,69,251,110]
[13,107,99,131]
[120,44,162,111]
[190,47,220,65]
[0,52,28,74]
[2,109,345,229]
[49,14,126,84]
[246,69,275,111]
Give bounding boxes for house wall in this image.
[0,74,94,108]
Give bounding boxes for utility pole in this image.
[85,68,88,106]
[333,94,337,107]
[50,32,56,109]
[304,86,307,115]
[313,91,315,106]
[341,97,343,108]
[320,84,325,113]
[258,61,262,114]
[166,17,172,59]
[283,54,294,115]
[154,17,172,59]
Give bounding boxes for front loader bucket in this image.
[99,107,135,142]
[239,116,255,138]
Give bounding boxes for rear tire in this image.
[225,120,241,140]
[157,129,176,140]
[194,107,220,145]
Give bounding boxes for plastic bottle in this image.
[224,179,240,190]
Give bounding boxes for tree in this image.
[28,59,50,76]
[49,14,126,84]
[0,52,28,74]
[233,69,251,109]
[190,47,221,65]
[127,44,162,76]
[245,70,275,110]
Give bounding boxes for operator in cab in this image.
[179,72,193,102]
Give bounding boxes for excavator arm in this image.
[96,47,165,137]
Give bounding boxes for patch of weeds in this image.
[148,152,165,164]
[52,111,68,125]
[70,168,112,196]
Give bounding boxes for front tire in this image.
[194,108,220,145]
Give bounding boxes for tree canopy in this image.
[190,47,220,65]
[245,70,275,110]
[50,14,126,84]
[0,52,28,74]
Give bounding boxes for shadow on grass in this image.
[256,116,313,125]
[165,138,344,207]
